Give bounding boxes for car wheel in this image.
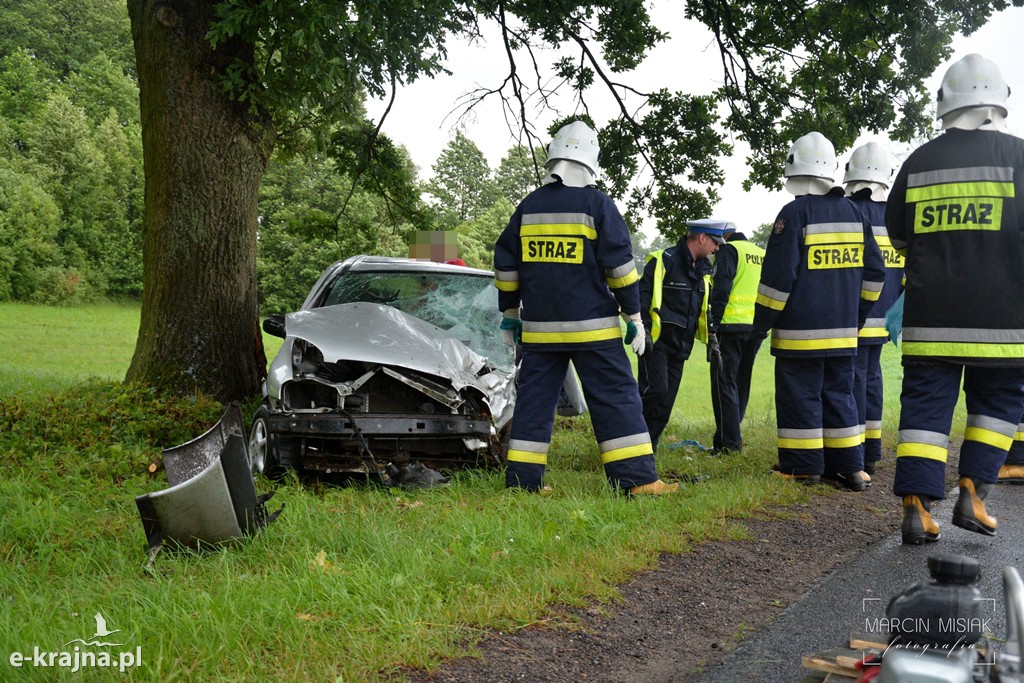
[248,405,284,478]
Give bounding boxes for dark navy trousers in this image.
[710,331,763,451]
[506,346,658,492]
[775,355,863,476]
[893,364,1024,499]
[854,343,885,467]
[637,341,686,453]
[1005,417,1024,466]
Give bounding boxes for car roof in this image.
[300,255,494,311]
[338,254,493,277]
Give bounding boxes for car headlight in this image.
[291,339,325,376]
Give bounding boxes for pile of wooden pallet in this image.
[802,633,990,682]
[800,633,888,682]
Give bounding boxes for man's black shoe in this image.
[863,461,877,476]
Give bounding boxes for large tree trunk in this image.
[126,0,274,401]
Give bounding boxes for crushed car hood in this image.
[280,303,515,425]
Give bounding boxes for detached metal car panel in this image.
[136,404,282,554]
[251,255,585,479]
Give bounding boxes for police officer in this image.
[493,120,678,495]
[887,54,1024,544]
[844,142,902,476]
[638,219,723,453]
[753,132,886,492]
[708,223,766,454]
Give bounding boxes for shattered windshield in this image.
[321,270,514,372]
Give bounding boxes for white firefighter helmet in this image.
[784,132,837,181]
[546,121,600,175]
[843,142,894,187]
[936,53,1010,120]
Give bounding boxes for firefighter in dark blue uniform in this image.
[753,132,886,492]
[843,142,903,476]
[886,54,1024,544]
[637,220,722,453]
[493,120,678,495]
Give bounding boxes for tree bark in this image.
[126,0,273,401]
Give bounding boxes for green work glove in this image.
[499,309,522,346]
[623,313,645,356]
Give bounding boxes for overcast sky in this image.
[367,5,1024,241]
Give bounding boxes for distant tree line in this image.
[2,1,719,316]
[0,0,140,304]
[0,1,564,311]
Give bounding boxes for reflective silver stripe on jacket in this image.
[907,166,1014,187]
[522,317,621,333]
[605,262,636,280]
[804,222,865,236]
[902,327,1024,343]
[772,327,859,340]
[861,280,884,293]
[757,283,790,302]
[521,212,596,228]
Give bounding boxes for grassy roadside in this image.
[0,302,962,680]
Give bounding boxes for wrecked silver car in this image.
[250,255,585,480]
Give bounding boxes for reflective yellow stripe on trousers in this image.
[896,429,949,462]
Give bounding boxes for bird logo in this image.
[64,612,123,647]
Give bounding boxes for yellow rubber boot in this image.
[770,464,820,486]
[629,479,680,496]
[998,463,1024,484]
[901,495,941,545]
[952,477,997,536]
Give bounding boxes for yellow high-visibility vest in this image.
[721,240,765,325]
[645,249,710,343]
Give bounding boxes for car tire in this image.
[248,405,285,479]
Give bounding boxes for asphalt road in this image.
[694,482,1024,683]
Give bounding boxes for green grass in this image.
[0,303,966,681]
[0,302,284,397]
[0,302,140,395]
